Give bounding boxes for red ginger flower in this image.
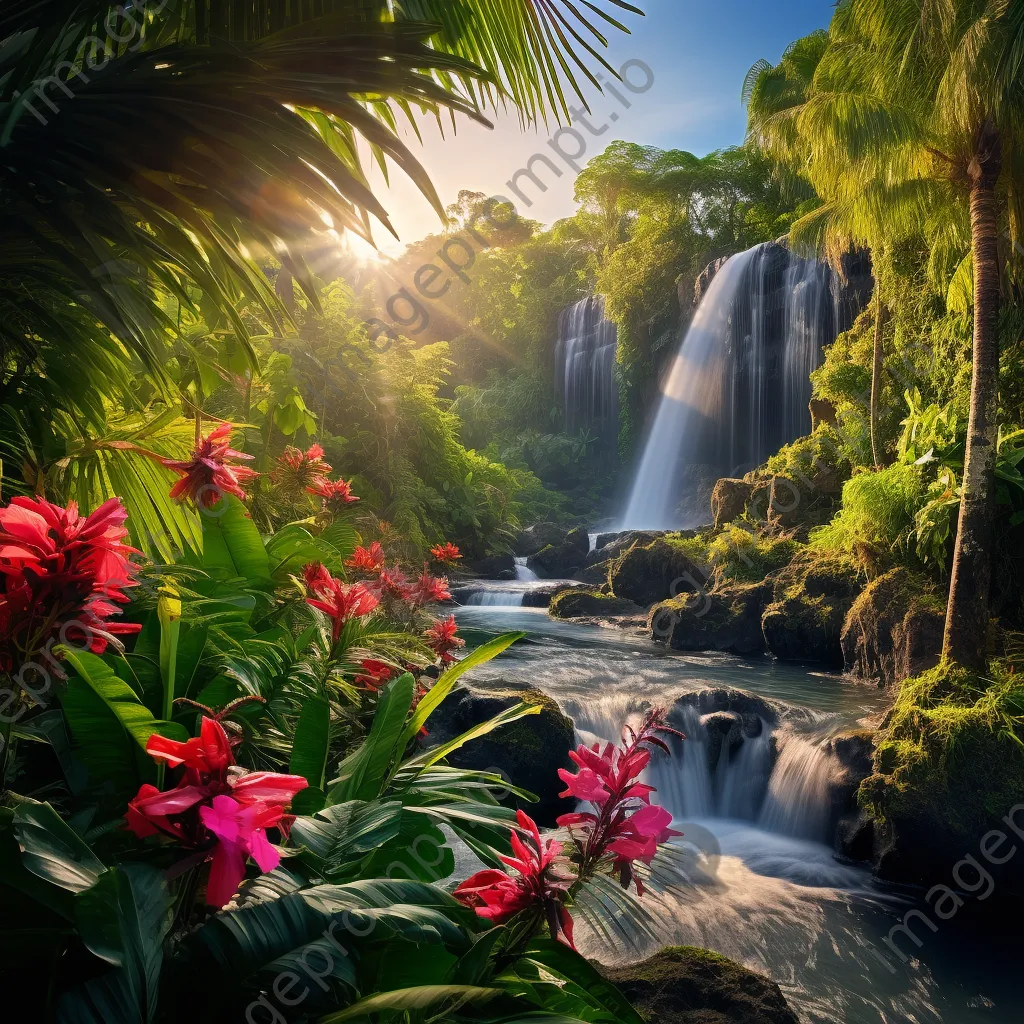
[430,542,461,564]
[162,423,258,508]
[315,477,359,508]
[556,709,682,896]
[369,565,412,602]
[408,565,451,608]
[270,444,332,497]
[302,561,334,597]
[304,569,379,643]
[353,658,398,692]
[125,716,307,907]
[346,542,385,573]
[454,810,576,946]
[0,496,141,671]
[423,614,464,665]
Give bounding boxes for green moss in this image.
[765,424,852,485]
[708,525,801,584]
[549,588,637,618]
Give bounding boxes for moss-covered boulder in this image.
[710,478,752,530]
[649,581,771,657]
[517,522,569,557]
[520,582,587,608]
[609,537,709,608]
[466,552,516,579]
[527,541,586,578]
[760,553,862,667]
[549,588,640,619]
[825,729,876,852]
[862,663,1024,888]
[423,683,575,826]
[600,946,799,1024]
[840,567,944,686]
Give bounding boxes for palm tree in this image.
[747,1,1024,668]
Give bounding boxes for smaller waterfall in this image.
[758,734,834,841]
[554,296,618,438]
[514,557,538,582]
[463,590,524,607]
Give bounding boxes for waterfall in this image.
[758,734,835,841]
[514,556,538,582]
[622,242,847,529]
[554,296,618,438]
[463,590,524,607]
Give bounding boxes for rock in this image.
[766,475,803,530]
[840,567,944,687]
[467,552,516,579]
[701,711,743,771]
[422,684,575,826]
[835,812,875,863]
[649,581,771,657]
[825,730,876,849]
[671,688,801,729]
[527,541,586,578]
[588,530,662,566]
[564,526,591,554]
[517,523,568,557]
[600,946,799,1024]
[710,478,752,530]
[761,553,862,667]
[549,588,641,619]
[809,397,838,429]
[520,582,587,608]
[495,569,516,581]
[609,538,709,608]
[574,559,612,585]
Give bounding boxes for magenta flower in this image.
[162,423,258,508]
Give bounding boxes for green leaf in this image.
[400,631,524,748]
[291,800,404,871]
[74,869,127,966]
[12,800,105,895]
[266,524,344,581]
[318,985,500,1022]
[289,695,331,791]
[201,495,271,583]
[326,674,416,804]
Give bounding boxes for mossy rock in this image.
[422,683,575,826]
[760,552,862,667]
[710,478,751,530]
[609,537,709,607]
[861,662,1024,889]
[517,522,569,556]
[600,946,799,1024]
[649,580,771,657]
[527,541,586,578]
[466,552,516,579]
[549,588,640,619]
[706,527,800,587]
[840,567,944,686]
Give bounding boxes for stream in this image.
[452,593,1021,1024]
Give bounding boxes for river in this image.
[452,598,1020,1024]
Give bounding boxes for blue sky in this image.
[361,0,836,251]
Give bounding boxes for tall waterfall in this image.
[554,296,618,438]
[622,242,847,529]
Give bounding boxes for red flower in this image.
[315,477,359,508]
[430,542,462,564]
[556,709,682,896]
[305,571,379,642]
[0,496,141,670]
[345,542,385,574]
[162,423,258,508]
[353,658,397,692]
[270,444,332,497]
[125,717,307,907]
[423,614,464,665]
[301,561,334,597]
[408,565,451,608]
[454,810,576,946]
[369,566,412,602]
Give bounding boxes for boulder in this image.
[564,526,591,555]
[527,541,586,578]
[609,538,709,608]
[710,478,752,530]
[825,730,876,851]
[520,581,587,609]
[517,522,568,557]
[466,552,516,579]
[600,946,799,1024]
[809,397,838,429]
[701,711,743,771]
[761,554,862,667]
[649,581,771,657]
[422,684,575,826]
[671,688,799,730]
[549,588,641,619]
[588,530,662,566]
[840,567,944,687]
[574,559,612,585]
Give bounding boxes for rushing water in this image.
[453,599,1021,1024]
[555,296,618,439]
[622,243,842,529]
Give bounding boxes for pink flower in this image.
[200,795,286,907]
[162,423,258,508]
[454,810,576,946]
[0,495,141,670]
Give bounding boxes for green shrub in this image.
[707,525,801,584]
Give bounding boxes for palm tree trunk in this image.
[869,287,887,468]
[942,125,1002,669]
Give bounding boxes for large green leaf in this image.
[399,631,524,748]
[200,495,271,583]
[318,984,500,1022]
[12,800,104,895]
[290,800,404,871]
[289,695,331,791]
[326,674,416,804]
[266,524,344,581]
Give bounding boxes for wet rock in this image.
[520,581,587,608]
[517,522,568,557]
[600,945,799,1024]
[761,553,862,667]
[588,530,662,565]
[527,541,586,578]
[649,580,771,657]
[609,538,708,608]
[422,683,575,826]
[575,559,612,585]
[467,552,516,579]
[710,478,752,529]
[564,526,591,555]
[825,730,876,850]
[835,812,875,863]
[549,588,641,619]
[495,568,516,581]
[701,711,743,770]
[671,688,799,729]
[840,567,944,687]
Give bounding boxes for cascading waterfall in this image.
[622,242,852,529]
[554,296,618,438]
[514,556,538,582]
[758,734,835,841]
[463,590,524,607]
